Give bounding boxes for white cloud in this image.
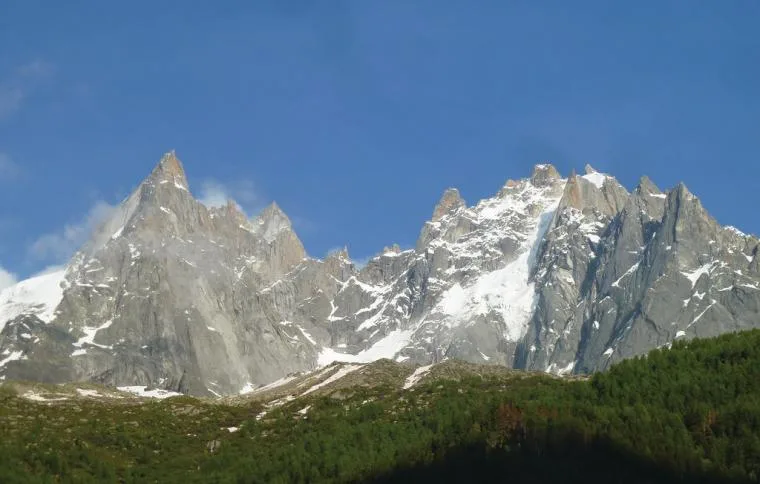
[0,266,17,291]
[198,180,232,209]
[0,59,54,121]
[197,179,261,216]
[29,200,115,263]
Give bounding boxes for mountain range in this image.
[1,152,758,396]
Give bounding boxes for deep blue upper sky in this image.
[1,1,758,284]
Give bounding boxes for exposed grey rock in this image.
[431,188,466,222]
[530,163,561,187]
[1,152,758,394]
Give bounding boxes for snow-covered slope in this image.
[0,269,67,331]
[310,164,566,367]
[426,183,560,342]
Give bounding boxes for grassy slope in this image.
[1,330,760,483]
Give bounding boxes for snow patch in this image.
[318,329,414,366]
[245,375,298,394]
[582,171,607,188]
[555,360,576,376]
[76,388,101,397]
[303,364,362,395]
[298,326,317,346]
[23,392,68,402]
[117,386,183,399]
[403,364,434,390]
[725,226,747,237]
[0,350,24,368]
[682,262,716,288]
[0,269,67,331]
[239,382,256,394]
[689,302,716,327]
[612,263,640,288]
[71,319,114,353]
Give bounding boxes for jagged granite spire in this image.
[1,154,759,395]
[635,175,661,196]
[148,150,189,189]
[431,188,465,221]
[530,163,561,187]
[253,202,293,242]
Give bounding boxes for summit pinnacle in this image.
[150,150,188,189]
[431,188,465,221]
[530,163,561,187]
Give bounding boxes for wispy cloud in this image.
[16,60,55,78]
[0,266,17,291]
[0,153,20,180]
[29,200,115,264]
[0,87,25,120]
[352,255,371,269]
[31,265,66,277]
[0,59,55,121]
[197,179,262,216]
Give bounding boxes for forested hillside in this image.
[2,330,760,483]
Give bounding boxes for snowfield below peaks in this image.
[432,203,558,341]
[318,329,414,366]
[0,269,67,331]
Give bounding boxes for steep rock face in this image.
[1,153,316,395]
[523,173,760,375]
[1,152,758,395]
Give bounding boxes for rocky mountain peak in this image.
[674,182,695,201]
[326,246,350,261]
[530,163,561,187]
[665,182,718,238]
[556,172,586,211]
[556,167,627,217]
[149,150,188,189]
[666,183,709,221]
[635,176,662,196]
[382,244,402,255]
[218,199,248,225]
[431,188,465,221]
[253,202,294,243]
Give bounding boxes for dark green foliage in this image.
[2,330,760,482]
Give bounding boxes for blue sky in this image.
[1,1,759,286]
